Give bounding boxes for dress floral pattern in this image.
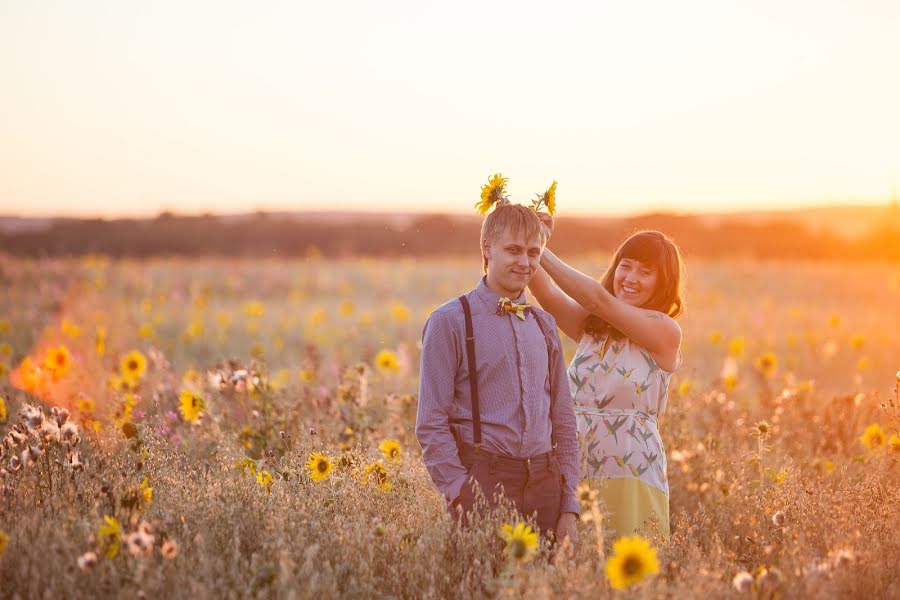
[567,332,675,536]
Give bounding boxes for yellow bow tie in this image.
[497,297,531,320]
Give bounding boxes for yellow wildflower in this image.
[723,373,738,390]
[379,439,402,463]
[888,435,900,453]
[179,390,204,423]
[677,380,691,398]
[256,470,274,494]
[243,301,265,318]
[44,344,72,378]
[18,357,42,392]
[0,342,11,356]
[183,319,203,339]
[141,478,153,506]
[708,330,722,344]
[235,458,257,477]
[62,318,81,338]
[605,535,660,590]
[475,173,509,215]
[860,423,885,450]
[299,368,315,383]
[500,522,539,562]
[727,336,745,357]
[306,452,333,482]
[849,334,865,350]
[340,301,355,316]
[0,363,6,379]
[0,529,7,556]
[95,326,106,356]
[362,461,392,492]
[307,308,327,327]
[389,302,410,322]
[120,350,147,381]
[754,352,778,377]
[374,349,400,375]
[857,357,871,372]
[98,515,122,559]
[0,396,6,422]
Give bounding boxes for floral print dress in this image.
[567,332,676,538]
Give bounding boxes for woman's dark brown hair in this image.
[584,230,685,341]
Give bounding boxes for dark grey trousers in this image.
[450,443,564,537]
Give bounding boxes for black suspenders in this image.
[458,295,482,452]
[457,294,554,455]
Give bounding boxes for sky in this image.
[0,0,898,218]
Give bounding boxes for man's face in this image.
[482,228,544,296]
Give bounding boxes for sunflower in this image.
[362,461,392,492]
[727,336,745,357]
[379,439,402,463]
[306,452,334,482]
[120,350,147,382]
[179,390,204,423]
[374,349,400,375]
[500,522,539,562]
[95,326,106,356]
[753,352,778,377]
[531,180,558,216]
[605,535,660,589]
[860,423,885,450]
[256,470,274,494]
[475,173,509,215]
[889,434,900,453]
[98,515,122,559]
[44,344,72,378]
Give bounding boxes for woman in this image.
[529,218,684,539]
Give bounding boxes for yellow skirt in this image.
[589,476,670,540]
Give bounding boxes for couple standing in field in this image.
[415,196,684,545]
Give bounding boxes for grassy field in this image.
[0,255,898,599]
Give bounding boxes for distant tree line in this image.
[1,212,898,261]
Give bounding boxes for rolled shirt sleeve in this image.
[415,310,469,505]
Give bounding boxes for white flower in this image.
[732,571,754,593]
[77,551,98,571]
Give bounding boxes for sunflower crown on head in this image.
[474,173,558,216]
[475,173,510,215]
[531,180,557,216]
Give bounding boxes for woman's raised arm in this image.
[539,248,681,370]
[528,267,589,342]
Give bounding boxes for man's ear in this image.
[482,239,491,262]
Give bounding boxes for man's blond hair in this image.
[480,203,548,272]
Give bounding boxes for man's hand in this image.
[537,212,554,241]
[555,512,578,542]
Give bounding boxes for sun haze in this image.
[0,0,898,218]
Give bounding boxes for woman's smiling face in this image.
[613,257,658,307]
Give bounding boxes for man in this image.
[416,202,580,541]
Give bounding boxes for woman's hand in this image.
[537,212,554,241]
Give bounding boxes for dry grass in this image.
[0,255,898,599]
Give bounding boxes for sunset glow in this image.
[1,0,898,217]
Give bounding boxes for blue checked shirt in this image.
[416,278,581,515]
